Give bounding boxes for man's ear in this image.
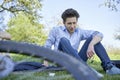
[63,21,65,24]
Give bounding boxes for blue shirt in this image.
[44,26,103,50]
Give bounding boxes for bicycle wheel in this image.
[0,40,99,80]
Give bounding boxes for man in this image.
[44,8,120,75]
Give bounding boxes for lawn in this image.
[1,50,120,80]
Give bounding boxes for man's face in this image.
[64,17,77,34]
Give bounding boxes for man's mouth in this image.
[70,28,74,31]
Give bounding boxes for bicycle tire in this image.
[0,40,99,80]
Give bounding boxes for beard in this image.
[69,27,75,34]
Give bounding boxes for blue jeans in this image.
[58,37,113,71]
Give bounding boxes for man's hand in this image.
[87,44,95,59]
[87,35,102,59]
[0,31,11,40]
[43,60,49,67]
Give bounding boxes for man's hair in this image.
[61,8,80,22]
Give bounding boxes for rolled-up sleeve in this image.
[80,29,103,40]
[92,31,103,38]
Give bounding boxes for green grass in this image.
[1,52,120,80]
[88,53,120,80]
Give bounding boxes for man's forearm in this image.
[89,35,102,46]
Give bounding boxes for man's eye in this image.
[67,22,76,25]
[68,23,72,25]
[73,22,76,24]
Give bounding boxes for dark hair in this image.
[61,8,80,22]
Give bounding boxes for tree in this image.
[114,27,120,40]
[99,0,120,40]
[0,0,42,21]
[0,0,42,31]
[7,12,47,45]
[0,0,47,45]
[100,0,120,11]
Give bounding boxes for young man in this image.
[44,8,120,75]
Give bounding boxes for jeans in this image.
[58,37,112,71]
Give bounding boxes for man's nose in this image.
[71,24,75,28]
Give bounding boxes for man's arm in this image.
[44,27,56,48]
[43,27,56,66]
[87,33,103,59]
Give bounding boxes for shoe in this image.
[106,65,120,75]
[91,67,104,79]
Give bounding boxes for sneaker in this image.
[91,68,104,79]
[106,65,120,75]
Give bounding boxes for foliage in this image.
[7,12,47,45]
[100,0,120,40]
[115,35,120,40]
[0,0,42,21]
[114,29,120,40]
[0,0,47,45]
[100,0,120,11]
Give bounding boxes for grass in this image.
[1,51,120,80]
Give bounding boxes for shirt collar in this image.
[61,26,66,31]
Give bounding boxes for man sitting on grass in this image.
[44,8,120,76]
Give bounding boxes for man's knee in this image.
[86,36,93,41]
[60,37,68,43]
